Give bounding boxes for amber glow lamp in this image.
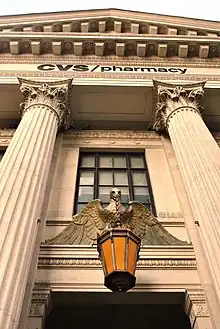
[97,211,141,292]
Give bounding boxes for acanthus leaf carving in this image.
[18,78,72,129]
[153,80,206,131]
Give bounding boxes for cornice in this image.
[0,33,220,59]
[1,33,219,42]
[38,245,196,269]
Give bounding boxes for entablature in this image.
[0,33,220,58]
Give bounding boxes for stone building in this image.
[0,8,220,329]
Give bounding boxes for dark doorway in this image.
[45,292,191,329]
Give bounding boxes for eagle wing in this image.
[128,201,188,245]
[45,200,107,245]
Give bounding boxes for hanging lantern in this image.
[97,227,141,292]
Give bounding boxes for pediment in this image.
[0,9,219,58]
[0,8,219,35]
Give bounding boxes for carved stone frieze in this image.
[153,80,206,131]
[64,130,161,140]
[38,257,196,269]
[18,78,72,129]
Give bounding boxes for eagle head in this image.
[110,188,121,201]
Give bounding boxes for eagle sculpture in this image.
[45,188,187,246]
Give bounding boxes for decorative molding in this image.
[38,245,196,269]
[64,130,161,140]
[29,290,51,317]
[0,129,162,148]
[185,291,209,327]
[38,257,196,268]
[0,129,160,140]
[157,211,184,218]
[1,71,220,83]
[1,56,220,67]
[153,81,206,131]
[0,129,15,137]
[18,78,72,129]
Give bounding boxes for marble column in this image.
[0,78,72,329]
[153,81,220,329]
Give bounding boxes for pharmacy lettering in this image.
[37,64,187,74]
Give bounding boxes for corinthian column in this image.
[153,80,220,327]
[0,78,72,329]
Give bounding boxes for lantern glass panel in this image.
[128,239,138,274]
[101,238,114,275]
[114,237,126,271]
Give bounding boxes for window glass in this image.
[99,156,112,168]
[113,156,126,168]
[99,171,113,185]
[130,156,145,168]
[132,171,147,185]
[114,171,128,185]
[75,152,155,215]
[78,186,94,202]
[133,187,150,203]
[79,171,94,185]
[119,187,130,203]
[99,186,113,202]
[81,155,95,167]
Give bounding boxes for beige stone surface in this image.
[46,146,79,222]
[145,147,183,216]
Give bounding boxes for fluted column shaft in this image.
[0,78,71,329]
[154,81,220,328]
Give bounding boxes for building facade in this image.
[0,8,220,329]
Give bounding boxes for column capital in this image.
[18,78,72,129]
[184,291,209,328]
[153,80,206,131]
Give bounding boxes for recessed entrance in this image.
[45,292,191,329]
